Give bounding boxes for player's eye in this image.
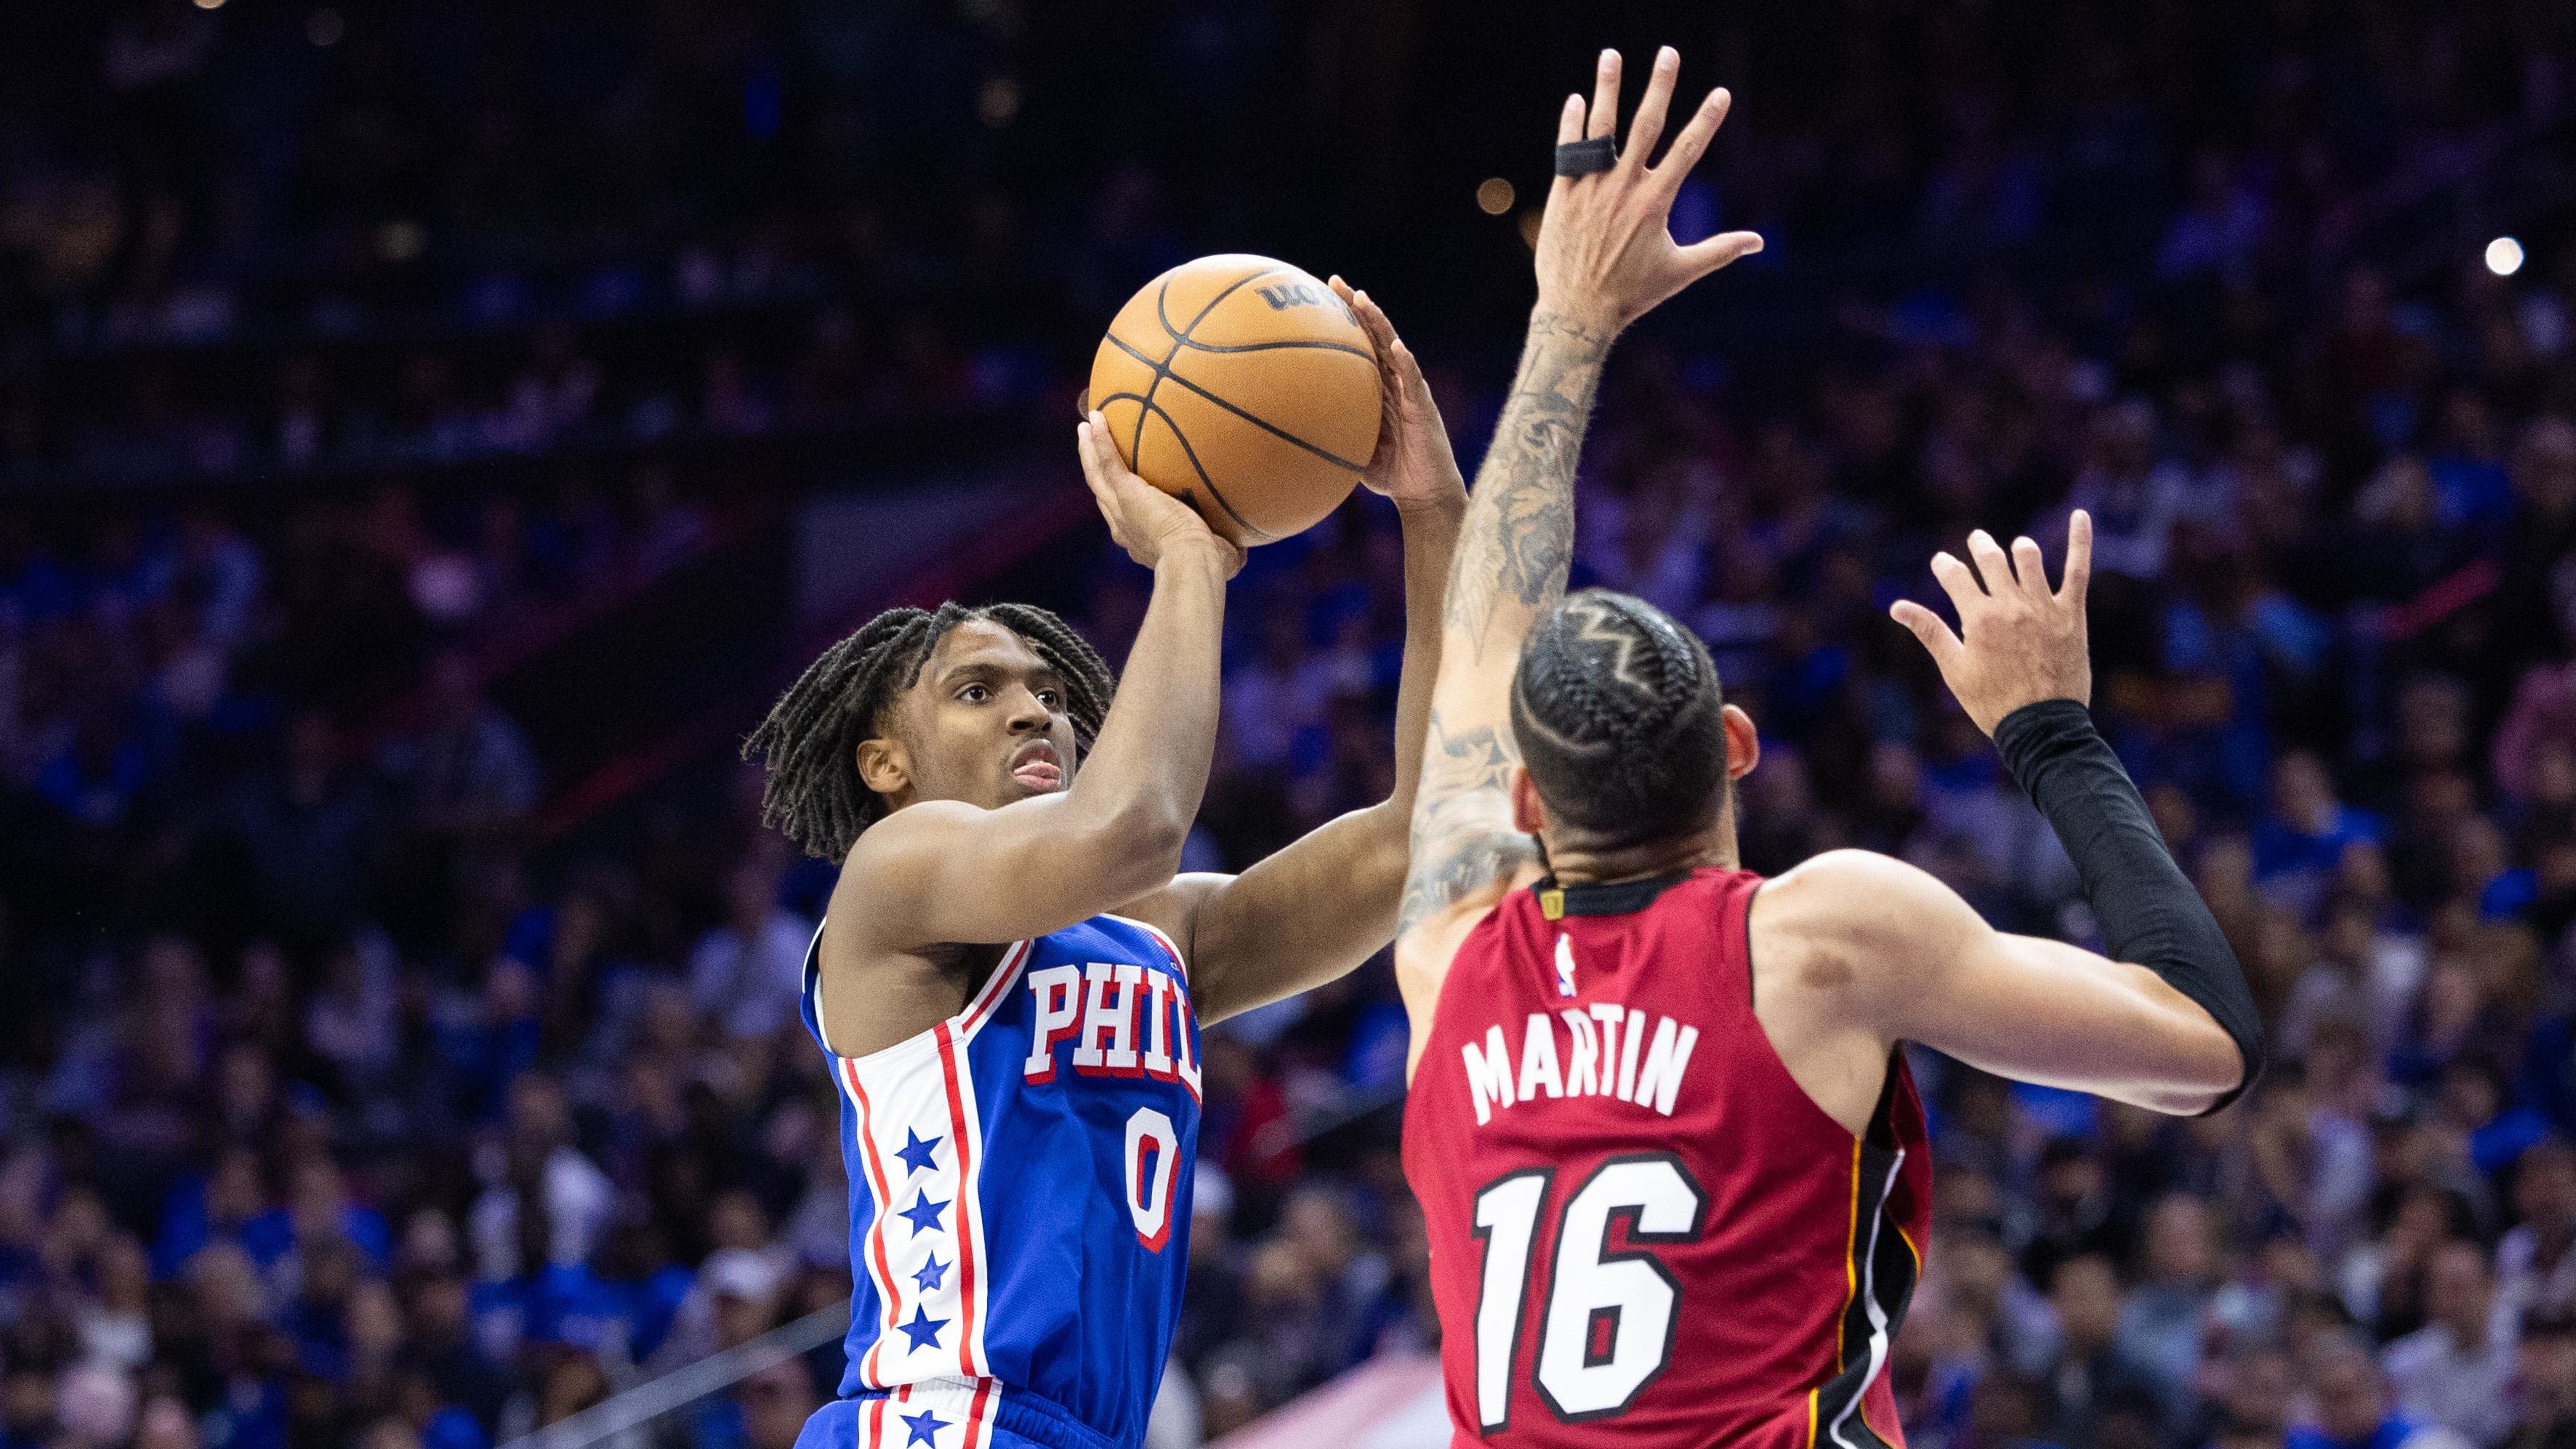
[1037,689,1061,708]
[958,683,989,704]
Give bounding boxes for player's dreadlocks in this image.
[743,602,1116,861]
[1510,588,1728,848]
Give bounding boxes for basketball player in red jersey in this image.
[1394,48,2266,1449]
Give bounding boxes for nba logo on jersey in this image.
[797,914,1204,1449]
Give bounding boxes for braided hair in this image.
[1510,588,1728,847]
[743,601,1115,861]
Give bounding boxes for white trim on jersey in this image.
[1827,1146,1907,1449]
[866,1375,1002,1449]
[833,1056,903,1386]
[802,918,831,1042]
[826,941,1029,1393]
[933,1017,996,1380]
[958,939,1030,1038]
[811,932,1029,1061]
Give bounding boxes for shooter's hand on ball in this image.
[1538,47,1763,336]
[1078,411,1245,577]
[1329,277,1468,514]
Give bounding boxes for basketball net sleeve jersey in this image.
[798,913,1203,1449]
[1401,868,1933,1449]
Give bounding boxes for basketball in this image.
[1088,254,1382,546]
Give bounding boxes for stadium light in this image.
[978,76,1021,128]
[1477,178,1516,215]
[2487,236,2525,277]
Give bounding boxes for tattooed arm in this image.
[1390,312,1606,949]
[1393,47,1763,1072]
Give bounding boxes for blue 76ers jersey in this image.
[797,913,1202,1449]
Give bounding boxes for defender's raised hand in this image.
[1538,47,1763,335]
[1328,277,1466,511]
[1892,511,2095,736]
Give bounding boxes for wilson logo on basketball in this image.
[1254,281,1327,310]
[1089,254,1380,545]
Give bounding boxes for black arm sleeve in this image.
[1992,699,2267,1115]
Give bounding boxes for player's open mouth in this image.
[1011,742,1063,792]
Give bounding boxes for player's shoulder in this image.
[1760,847,1940,907]
[1753,850,1971,977]
[841,796,984,864]
[829,798,991,914]
[1393,864,1539,1049]
[1394,897,1489,976]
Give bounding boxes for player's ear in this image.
[855,735,909,798]
[1510,767,1547,835]
[1720,705,1760,781]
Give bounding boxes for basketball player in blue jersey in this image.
[743,286,1465,1449]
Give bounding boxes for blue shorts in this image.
[794,1381,1119,1449]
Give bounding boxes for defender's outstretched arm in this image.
[1861,513,2266,1114]
[1392,48,1763,1046]
[1759,848,2250,1115]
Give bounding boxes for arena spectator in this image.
[2287,1332,2464,1449]
[2380,1240,2516,1445]
[2033,1255,2167,1449]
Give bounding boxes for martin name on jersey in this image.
[1457,998,1702,1125]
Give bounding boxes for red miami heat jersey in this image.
[1403,867,1932,1448]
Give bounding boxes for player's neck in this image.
[1543,824,1735,886]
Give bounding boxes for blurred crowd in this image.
[7,1,2576,1449]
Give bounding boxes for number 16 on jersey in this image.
[1470,1154,1709,1432]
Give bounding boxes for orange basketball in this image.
[1089,254,1380,546]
